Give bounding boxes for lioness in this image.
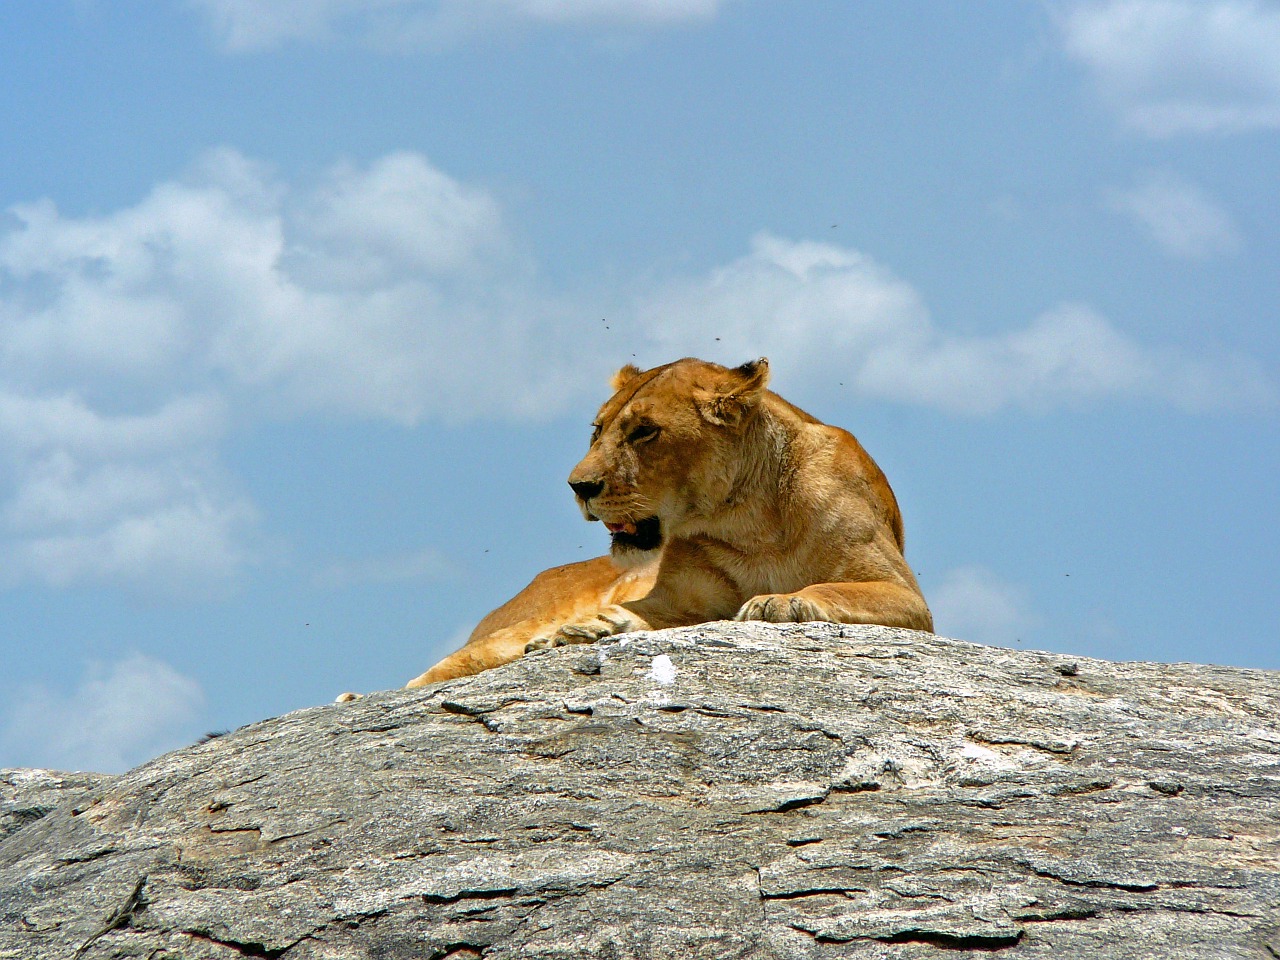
[403,357,931,687]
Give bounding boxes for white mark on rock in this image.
[959,743,1008,765]
[647,654,677,686]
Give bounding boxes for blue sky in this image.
[1,0,1276,773]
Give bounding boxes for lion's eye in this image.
[590,423,602,443]
[627,424,660,444]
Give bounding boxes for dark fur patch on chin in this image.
[608,516,662,557]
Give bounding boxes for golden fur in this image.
[404,357,931,688]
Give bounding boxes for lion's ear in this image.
[610,364,642,392]
[699,357,770,426]
[731,358,770,394]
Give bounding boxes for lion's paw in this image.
[524,633,559,653]
[525,608,633,654]
[735,593,831,624]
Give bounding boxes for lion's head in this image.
[567,357,771,563]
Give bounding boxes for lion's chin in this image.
[606,516,663,563]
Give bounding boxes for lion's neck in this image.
[676,402,799,550]
[728,406,792,505]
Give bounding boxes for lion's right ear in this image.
[610,364,642,392]
[698,357,770,427]
[729,358,770,395]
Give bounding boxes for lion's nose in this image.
[569,479,604,501]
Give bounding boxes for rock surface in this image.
[2,622,1279,958]
[0,768,107,844]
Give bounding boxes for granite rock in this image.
[2,622,1279,958]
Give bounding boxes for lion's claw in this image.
[524,624,600,654]
[557,623,604,643]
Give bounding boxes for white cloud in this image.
[1060,0,1280,135]
[0,654,206,773]
[0,392,257,596]
[0,391,223,461]
[1,148,605,426]
[2,498,258,596]
[3,150,1271,594]
[442,0,726,26]
[5,156,1270,426]
[640,234,931,376]
[1107,171,1242,259]
[639,233,1274,414]
[0,149,584,592]
[929,566,1038,646]
[0,148,281,395]
[293,151,508,286]
[188,0,731,51]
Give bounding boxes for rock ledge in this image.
[2,622,1279,958]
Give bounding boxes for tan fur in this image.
[404,556,655,687]
[403,356,931,689]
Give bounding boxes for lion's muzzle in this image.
[608,515,662,552]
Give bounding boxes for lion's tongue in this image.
[605,521,637,535]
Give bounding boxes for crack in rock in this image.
[185,929,295,958]
[875,927,1025,951]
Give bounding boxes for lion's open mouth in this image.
[604,516,662,551]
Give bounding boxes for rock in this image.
[1,621,1279,958]
[1,768,108,843]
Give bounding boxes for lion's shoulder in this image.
[769,396,907,553]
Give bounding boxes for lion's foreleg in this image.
[406,624,539,687]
